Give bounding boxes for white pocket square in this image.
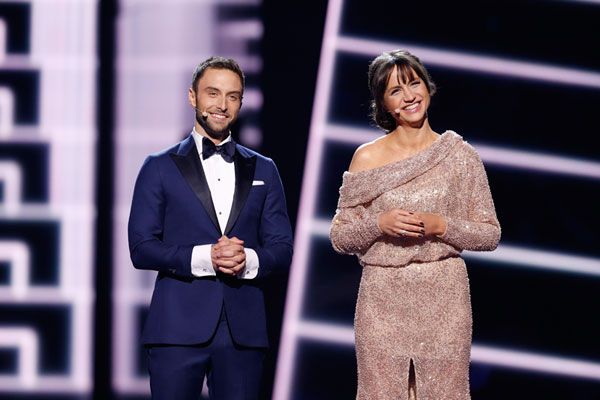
[252,180,265,186]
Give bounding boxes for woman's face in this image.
[383,65,430,127]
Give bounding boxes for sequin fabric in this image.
[330,131,500,399]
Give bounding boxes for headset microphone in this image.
[193,105,209,119]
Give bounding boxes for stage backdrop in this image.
[0,0,97,398]
[0,0,598,399]
[274,0,600,399]
[111,0,264,398]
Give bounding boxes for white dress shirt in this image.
[190,128,259,279]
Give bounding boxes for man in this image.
[128,56,293,399]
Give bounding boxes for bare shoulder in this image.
[348,137,386,173]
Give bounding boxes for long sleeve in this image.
[439,151,500,251]
[330,204,383,255]
[128,156,195,278]
[254,161,294,279]
[191,243,260,279]
[191,244,216,277]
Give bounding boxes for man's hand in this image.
[211,235,246,276]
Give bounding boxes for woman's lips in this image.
[403,102,420,113]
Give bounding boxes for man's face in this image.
[189,68,243,141]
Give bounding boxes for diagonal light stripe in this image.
[277,1,600,398]
[325,123,382,144]
[558,0,600,4]
[336,36,600,89]
[297,320,354,345]
[273,0,346,398]
[325,124,600,179]
[471,344,600,381]
[296,320,600,381]
[475,143,600,180]
[309,217,600,277]
[463,244,600,276]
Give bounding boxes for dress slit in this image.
[408,358,417,400]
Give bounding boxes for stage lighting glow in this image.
[274,0,600,398]
[0,0,97,396]
[112,0,266,395]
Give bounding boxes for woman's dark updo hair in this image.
[368,50,436,132]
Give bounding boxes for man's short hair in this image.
[191,56,245,95]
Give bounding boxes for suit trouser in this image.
[147,306,266,400]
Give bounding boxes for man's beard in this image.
[196,111,232,142]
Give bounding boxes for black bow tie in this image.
[202,137,236,163]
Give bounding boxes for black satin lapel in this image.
[170,149,220,233]
[224,152,257,236]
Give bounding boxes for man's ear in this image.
[188,87,196,107]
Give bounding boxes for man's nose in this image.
[218,95,227,110]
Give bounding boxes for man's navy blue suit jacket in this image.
[128,134,293,348]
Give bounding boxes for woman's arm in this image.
[330,205,383,255]
[437,150,501,251]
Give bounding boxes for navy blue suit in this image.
[128,134,293,398]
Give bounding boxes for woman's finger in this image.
[395,209,415,217]
[395,221,424,234]
[396,214,424,226]
[393,227,422,238]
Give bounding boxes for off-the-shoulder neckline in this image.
[345,130,458,176]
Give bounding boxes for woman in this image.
[329,50,501,400]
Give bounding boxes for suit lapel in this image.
[224,147,256,236]
[170,136,221,233]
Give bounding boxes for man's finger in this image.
[215,256,245,267]
[218,266,235,275]
[220,243,244,252]
[231,262,246,273]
